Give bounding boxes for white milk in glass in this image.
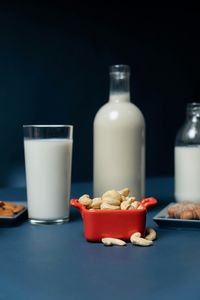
[175,146,200,202]
[24,139,73,220]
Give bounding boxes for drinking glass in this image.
[23,125,73,224]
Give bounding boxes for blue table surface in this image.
[0,177,200,300]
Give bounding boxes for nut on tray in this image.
[0,201,25,217]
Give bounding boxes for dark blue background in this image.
[0,3,199,186]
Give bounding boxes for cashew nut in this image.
[128,201,140,209]
[91,197,102,209]
[78,194,92,208]
[130,232,153,246]
[127,197,136,203]
[102,238,126,246]
[137,205,145,210]
[118,188,130,197]
[100,203,120,210]
[102,190,121,206]
[145,228,156,241]
[121,200,131,210]
[121,195,127,202]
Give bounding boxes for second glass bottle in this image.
[175,102,200,202]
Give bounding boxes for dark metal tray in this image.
[0,202,27,225]
[153,203,200,229]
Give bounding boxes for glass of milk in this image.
[23,125,73,224]
[175,103,200,202]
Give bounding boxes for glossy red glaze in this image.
[70,197,157,241]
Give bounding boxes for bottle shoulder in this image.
[94,101,145,125]
[176,119,200,146]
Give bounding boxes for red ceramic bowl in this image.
[70,197,157,241]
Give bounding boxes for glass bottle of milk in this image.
[175,102,200,202]
[93,65,145,199]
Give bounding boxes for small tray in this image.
[0,202,27,225]
[153,203,200,229]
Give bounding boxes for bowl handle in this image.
[70,199,83,212]
[140,197,157,209]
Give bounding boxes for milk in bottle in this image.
[175,103,200,202]
[93,65,145,200]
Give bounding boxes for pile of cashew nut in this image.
[78,188,157,247]
[78,188,143,210]
[102,228,156,247]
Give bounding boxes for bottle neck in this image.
[176,102,200,146]
[186,103,200,122]
[108,65,130,103]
